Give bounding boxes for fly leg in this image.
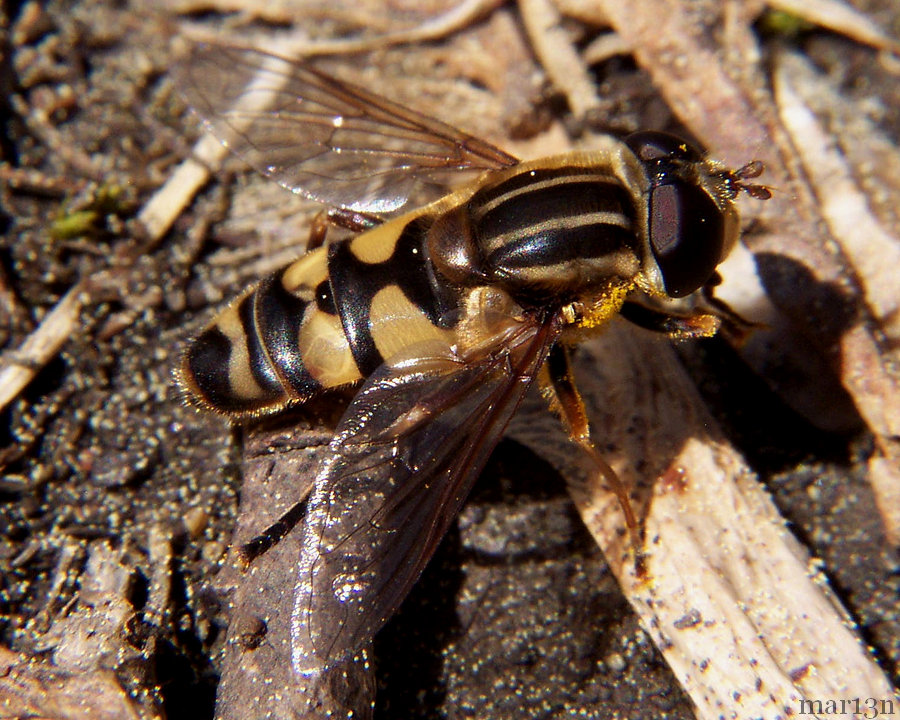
[620,275,759,343]
[618,301,721,339]
[699,272,759,343]
[544,342,637,529]
[306,208,384,251]
[237,497,310,566]
[327,208,383,231]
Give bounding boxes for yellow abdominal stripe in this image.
[369,286,454,362]
[299,310,362,387]
[214,304,269,401]
[348,217,414,263]
[281,248,328,293]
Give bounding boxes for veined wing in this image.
[291,314,560,675]
[175,42,519,214]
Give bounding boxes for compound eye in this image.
[625,131,702,163]
[648,179,724,297]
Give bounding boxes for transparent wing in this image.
[174,42,519,214]
[291,316,560,675]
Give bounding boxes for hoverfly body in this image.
[175,42,769,677]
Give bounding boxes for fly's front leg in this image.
[619,301,721,339]
[699,272,759,343]
[544,343,637,530]
[620,274,759,343]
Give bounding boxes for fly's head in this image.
[626,131,769,300]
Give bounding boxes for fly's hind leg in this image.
[306,208,384,251]
[236,497,310,567]
[543,343,637,530]
[327,208,383,232]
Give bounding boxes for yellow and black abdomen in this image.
[179,211,463,418]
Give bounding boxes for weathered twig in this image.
[767,0,900,54]
[0,281,87,414]
[519,0,601,118]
